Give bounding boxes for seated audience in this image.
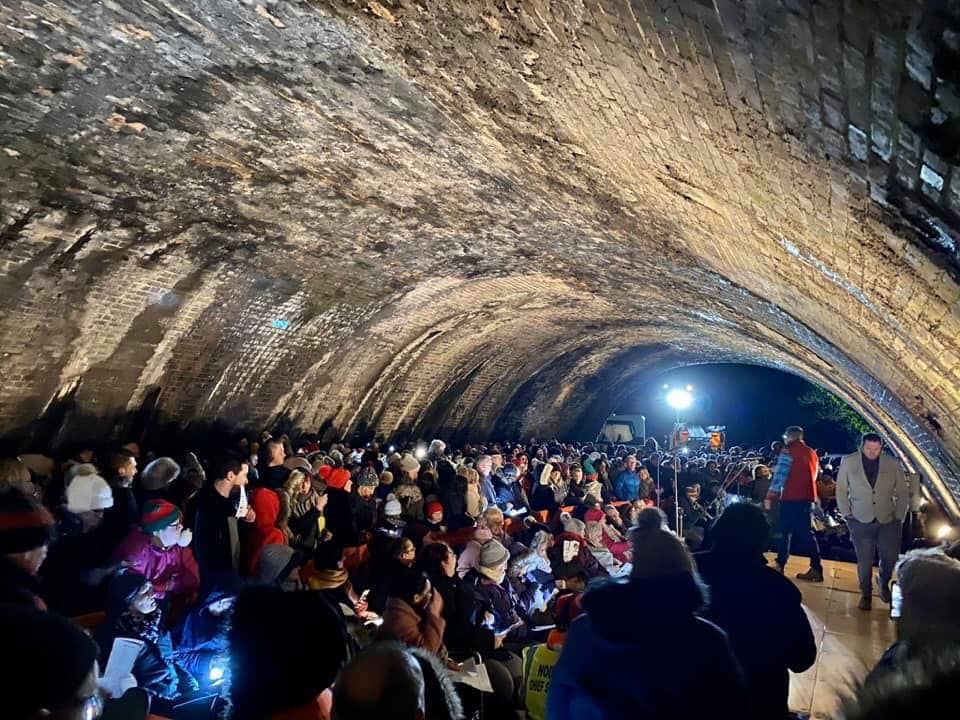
[0,486,56,608]
[838,647,960,720]
[96,569,189,699]
[42,466,118,615]
[868,547,960,681]
[228,585,351,720]
[113,499,200,600]
[0,603,102,720]
[380,567,450,661]
[172,575,238,691]
[332,642,463,720]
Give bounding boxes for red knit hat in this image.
[316,465,333,482]
[326,468,351,490]
[426,501,443,517]
[0,487,55,553]
[141,499,182,533]
[584,508,605,523]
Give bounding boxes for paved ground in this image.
[773,556,896,719]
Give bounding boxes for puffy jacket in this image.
[241,488,286,576]
[380,593,446,656]
[611,470,640,501]
[465,570,525,639]
[547,573,747,720]
[112,529,200,599]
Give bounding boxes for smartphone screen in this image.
[890,582,902,619]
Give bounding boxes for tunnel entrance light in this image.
[666,388,693,411]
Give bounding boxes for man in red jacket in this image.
[766,426,823,582]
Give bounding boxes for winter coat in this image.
[40,509,116,615]
[530,482,559,514]
[695,549,817,720]
[324,488,364,547]
[465,570,525,639]
[96,609,181,699]
[428,571,496,654]
[172,587,233,683]
[380,593,446,656]
[282,490,321,551]
[0,555,46,609]
[464,483,483,518]
[112,529,200,599]
[393,482,424,521]
[241,488,287,577]
[493,477,525,510]
[102,482,139,547]
[192,485,241,586]
[548,532,608,579]
[547,573,747,720]
[611,470,640,501]
[355,495,377,536]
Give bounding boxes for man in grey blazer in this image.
[836,432,909,611]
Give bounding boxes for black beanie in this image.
[0,486,56,554]
[0,603,98,717]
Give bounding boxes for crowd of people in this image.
[0,427,955,720]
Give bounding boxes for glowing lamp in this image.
[936,524,954,540]
[414,447,427,460]
[666,388,693,410]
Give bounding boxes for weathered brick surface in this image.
[1,0,960,513]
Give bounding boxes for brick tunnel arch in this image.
[1,1,960,516]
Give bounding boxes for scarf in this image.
[478,565,506,584]
[308,568,348,590]
[116,607,162,644]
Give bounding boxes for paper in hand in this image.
[236,484,248,519]
[450,657,494,693]
[103,637,144,687]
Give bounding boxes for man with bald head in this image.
[332,642,463,720]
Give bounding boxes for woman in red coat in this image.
[242,488,286,576]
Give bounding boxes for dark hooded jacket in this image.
[695,548,817,720]
[172,579,238,685]
[547,573,747,720]
[0,555,46,609]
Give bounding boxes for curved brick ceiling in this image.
[1,1,960,514]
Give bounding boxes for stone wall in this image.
[1,0,959,513]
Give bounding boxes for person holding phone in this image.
[380,567,460,671]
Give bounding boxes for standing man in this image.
[766,426,823,582]
[836,432,909,611]
[192,456,256,587]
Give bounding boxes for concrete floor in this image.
[772,556,896,719]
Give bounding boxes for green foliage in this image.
[798,386,871,439]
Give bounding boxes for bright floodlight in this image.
[666,388,693,410]
[414,446,427,460]
[936,524,953,540]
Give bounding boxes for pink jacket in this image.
[113,529,200,599]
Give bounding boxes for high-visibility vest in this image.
[522,643,561,720]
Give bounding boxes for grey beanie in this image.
[140,457,181,491]
[479,539,509,569]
